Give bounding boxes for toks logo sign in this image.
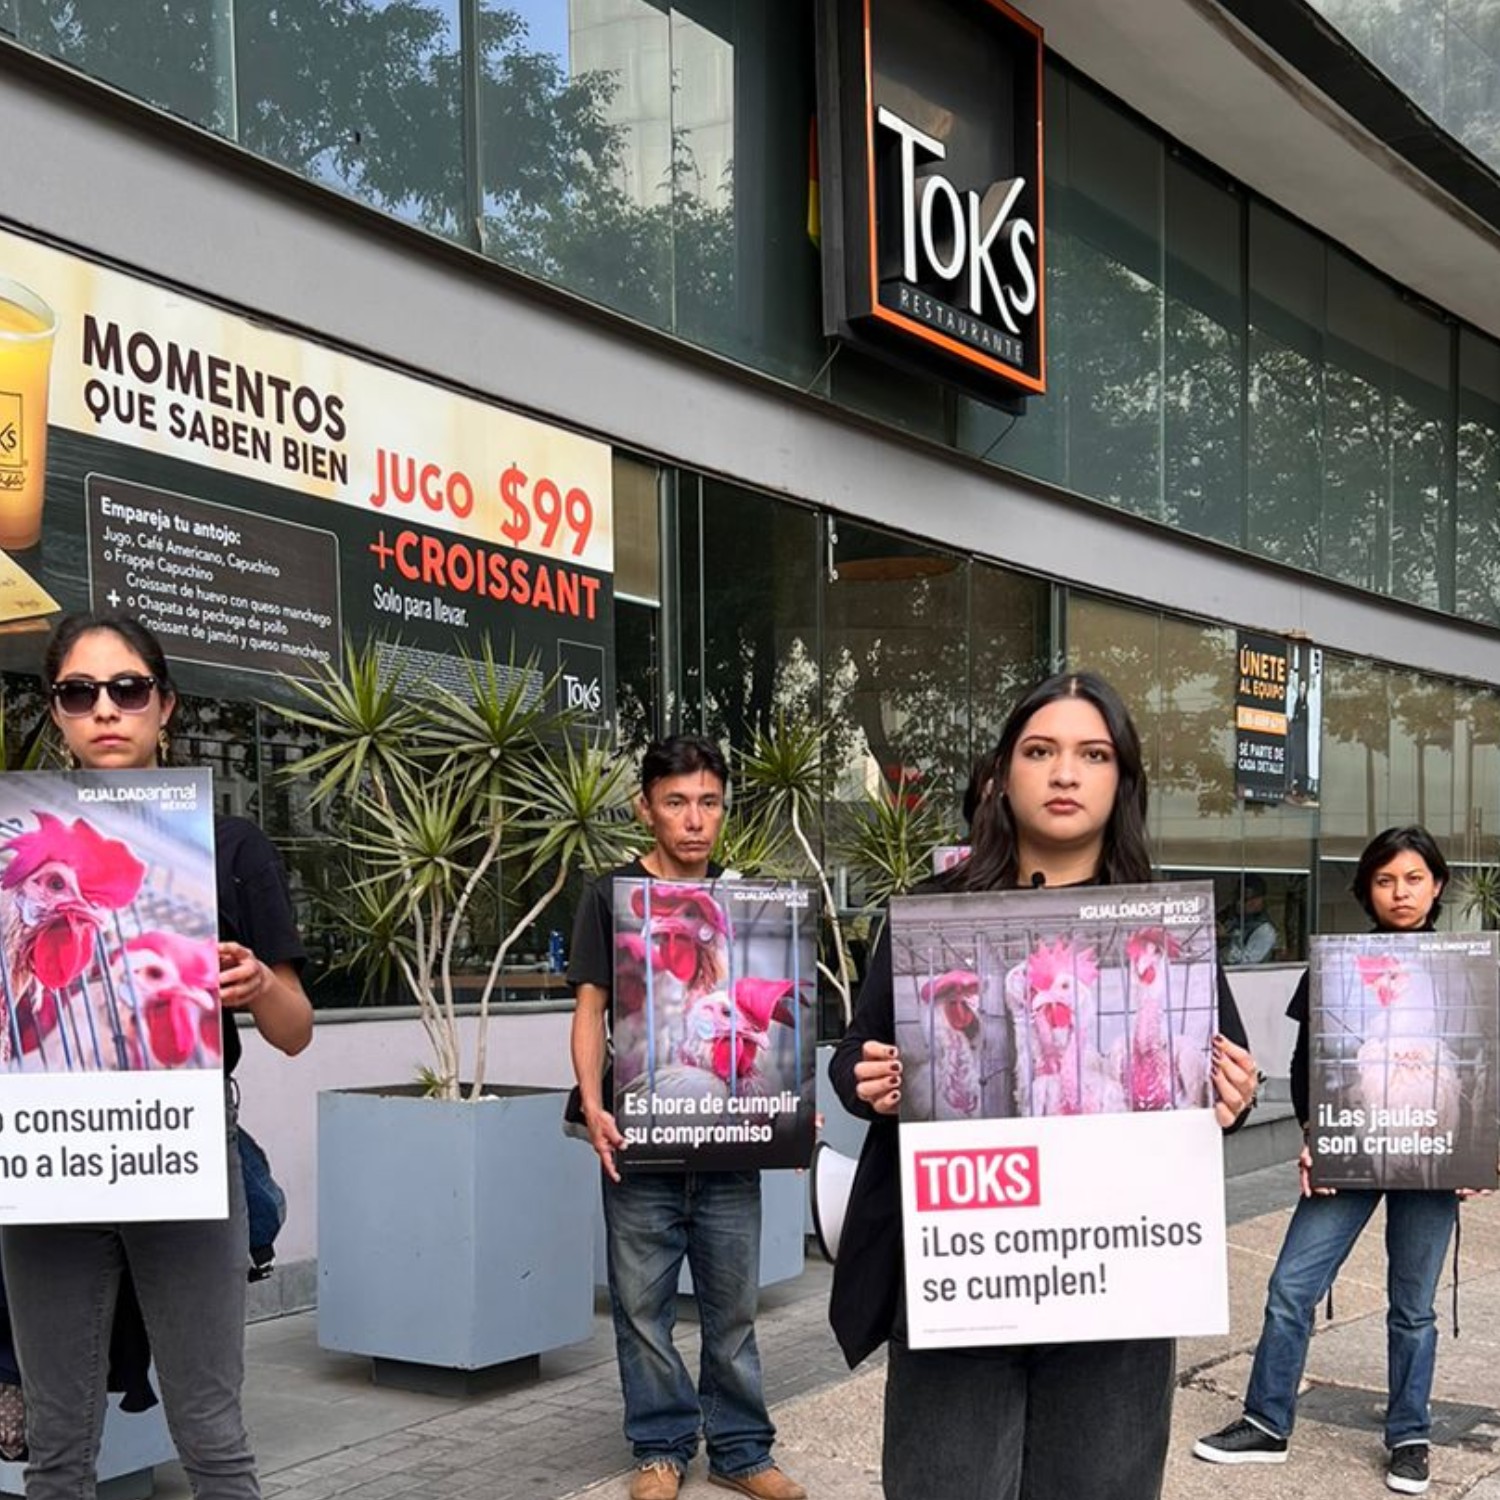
[817,0,1045,396]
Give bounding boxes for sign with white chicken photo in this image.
[1309,933,1500,1192]
[0,769,227,1224]
[611,878,817,1171]
[891,881,1230,1346]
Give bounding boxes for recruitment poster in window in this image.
[890,881,1228,1347]
[0,768,227,1224]
[0,222,614,729]
[1308,932,1500,1192]
[1234,631,1322,806]
[611,878,817,1171]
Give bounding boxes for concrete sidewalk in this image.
[140,1160,1500,1500]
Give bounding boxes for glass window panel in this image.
[823,522,969,805]
[1368,0,1447,112]
[962,59,1071,488]
[1320,651,1468,858]
[478,0,671,325]
[677,475,819,747]
[1458,328,1500,625]
[19,0,233,131]
[668,1,822,381]
[1164,156,1244,545]
[235,0,464,238]
[1062,82,1163,517]
[1388,298,1452,609]
[968,562,1052,762]
[1322,249,1390,591]
[612,452,660,602]
[1249,203,1324,572]
[1065,593,1314,958]
[614,597,660,753]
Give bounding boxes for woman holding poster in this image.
[829,671,1258,1500]
[1195,826,1470,1496]
[0,612,313,1500]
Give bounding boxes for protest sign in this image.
[0,768,226,1223]
[899,1110,1228,1346]
[890,880,1228,1345]
[611,877,816,1171]
[1309,932,1500,1191]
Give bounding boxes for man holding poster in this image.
[829,672,1257,1500]
[568,736,804,1500]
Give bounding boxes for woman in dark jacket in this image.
[829,670,1257,1500]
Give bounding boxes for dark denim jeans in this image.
[883,1334,1175,1499]
[602,1168,775,1478]
[1244,1188,1457,1448]
[0,1121,257,1500]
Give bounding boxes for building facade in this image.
[0,0,1496,1011]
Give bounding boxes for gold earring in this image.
[157,728,171,761]
[61,745,78,771]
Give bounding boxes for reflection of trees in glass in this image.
[237,0,465,235]
[1458,329,1500,625]
[20,0,230,130]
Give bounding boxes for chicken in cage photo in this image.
[610,877,817,1169]
[891,881,1220,1124]
[1309,933,1500,1191]
[0,772,219,1076]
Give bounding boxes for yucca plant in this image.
[837,769,953,910]
[737,711,857,1021]
[272,636,644,1100]
[1458,866,1500,931]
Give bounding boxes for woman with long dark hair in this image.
[829,671,1258,1499]
[0,611,312,1500]
[1196,825,1468,1496]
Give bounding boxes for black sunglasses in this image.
[50,674,159,717]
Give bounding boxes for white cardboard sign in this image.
[899,1109,1228,1347]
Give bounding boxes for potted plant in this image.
[271,638,643,1386]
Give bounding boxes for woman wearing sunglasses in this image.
[0,611,313,1500]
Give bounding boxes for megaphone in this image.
[809,1140,860,1264]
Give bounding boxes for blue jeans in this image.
[883,1334,1175,1499]
[602,1169,775,1478]
[0,1116,256,1499]
[1245,1189,1457,1448]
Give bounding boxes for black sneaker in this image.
[1387,1444,1430,1495]
[1192,1417,1289,1464]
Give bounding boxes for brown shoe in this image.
[630,1460,682,1500]
[709,1467,807,1500]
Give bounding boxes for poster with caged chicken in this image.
[891,881,1220,1124]
[0,768,227,1225]
[611,878,817,1171]
[890,881,1230,1348]
[1309,933,1500,1192]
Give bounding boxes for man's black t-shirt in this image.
[216,815,307,1075]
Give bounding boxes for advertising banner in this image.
[0,769,227,1224]
[0,226,614,722]
[890,881,1228,1346]
[1309,932,1500,1192]
[611,878,817,1171]
[1234,632,1322,807]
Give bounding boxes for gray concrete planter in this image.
[0,1396,174,1500]
[317,1085,593,1385]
